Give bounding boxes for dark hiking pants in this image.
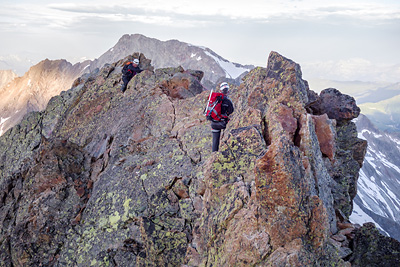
[121,74,133,92]
[211,120,227,152]
[212,129,221,152]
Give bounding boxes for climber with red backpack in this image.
[120,58,142,93]
[205,82,234,152]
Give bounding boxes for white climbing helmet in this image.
[133,59,139,65]
[220,82,229,93]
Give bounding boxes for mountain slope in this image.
[0,59,91,135]
[0,54,36,76]
[88,34,253,86]
[355,82,400,104]
[359,93,400,132]
[308,79,396,104]
[0,70,17,90]
[351,114,400,240]
[0,34,253,137]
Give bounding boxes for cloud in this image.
[48,4,147,15]
[0,0,399,83]
[302,59,400,82]
[46,1,400,24]
[45,3,231,29]
[1,1,398,35]
[314,4,400,21]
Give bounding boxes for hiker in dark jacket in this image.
[211,82,234,152]
[120,58,142,92]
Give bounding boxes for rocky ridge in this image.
[1,51,399,266]
[0,34,252,138]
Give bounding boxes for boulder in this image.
[309,88,360,121]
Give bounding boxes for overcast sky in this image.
[1,0,399,82]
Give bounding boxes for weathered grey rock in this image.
[0,51,385,267]
[309,88,360,121]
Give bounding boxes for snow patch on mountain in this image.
[82,64,90,72]
[359,129,382,139]
[190,53,202,61]
[350,201,388,235]
[0,117,10,136]
[203,51,248,79]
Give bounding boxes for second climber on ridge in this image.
[120,58,142,93]
[205,82,234,152]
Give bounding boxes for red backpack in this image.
[205,91,228,121]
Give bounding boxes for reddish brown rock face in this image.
[161,72,203,99]
[255,139,309,249]
[311,113,336,161]
[275,104,298,140]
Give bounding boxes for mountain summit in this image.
[88,34,253,86]
[1,51,399,266]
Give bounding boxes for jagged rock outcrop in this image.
[1,51,399,266]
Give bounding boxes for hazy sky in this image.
[1,0,399,82]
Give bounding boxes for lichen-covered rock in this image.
[0,111,42,176]
[350,222,400,266]
[0,51,382,267]
[326,120,367,217]
[0,138,91,266]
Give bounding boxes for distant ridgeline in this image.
[0,34,253,138]
[1,51,399,266]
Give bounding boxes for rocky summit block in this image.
[1,51,398,266]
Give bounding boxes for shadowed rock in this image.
[350,222,400,266]
[309,88,360,121]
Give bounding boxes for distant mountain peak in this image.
[0,58,90,135]
[0,34,255,137]
[88,34,254,87]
